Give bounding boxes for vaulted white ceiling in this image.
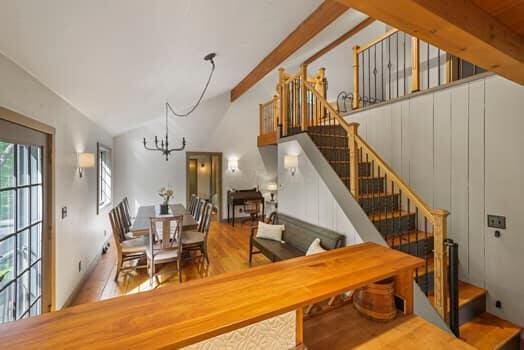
[0,0,326,134]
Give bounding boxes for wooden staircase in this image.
[306,116,522,350]
[263,64,522,349]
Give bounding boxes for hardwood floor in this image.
[71,218,270,306]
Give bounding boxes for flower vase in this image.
[160,203,169,215]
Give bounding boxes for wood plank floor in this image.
[71,218,271,306]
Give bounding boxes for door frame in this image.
[0,106,56,313]
[185,151,222,219]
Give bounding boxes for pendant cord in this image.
[166,58,215,117]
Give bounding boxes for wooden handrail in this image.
[356,28,398,54]
[303,80,351,135]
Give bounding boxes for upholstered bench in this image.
[249,212,345,265]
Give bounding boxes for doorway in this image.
[0,107,54,323]
[185,152,222,219]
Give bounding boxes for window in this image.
[0,141,43,323]
[97,143,112,213]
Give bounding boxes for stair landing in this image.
[460,312,522,350]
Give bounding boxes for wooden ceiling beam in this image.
[335,0,524,85]
[230,1,349,102]
[303,17,375,65]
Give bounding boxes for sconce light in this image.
[77,152,95,178]
[267,182,278,201]
[228,158,239,173]
[284,155,298,176]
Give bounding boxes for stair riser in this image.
[415,270,435,295]
[308,126,346,136]
[330,163,371,179]
[310,135,348,148]
[459,294,486,327]
[360,178,385,194]
[319,149,349,162]
[389,237,433,258]
[360,194,400,214]
[373,214,416,235]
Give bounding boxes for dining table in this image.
[130,204,198,239]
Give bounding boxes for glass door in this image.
[0,141,43,323]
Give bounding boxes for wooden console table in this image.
[0,242,423,349]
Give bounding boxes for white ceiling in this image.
[0,0,326,135]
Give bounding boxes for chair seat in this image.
[253,237,303,261]
[181,230,205,245]
[146,246,180,263]
[121,236,147,254]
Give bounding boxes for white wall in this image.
[278,140,362,246]
[345,75,524,327]
[0,52,113,309]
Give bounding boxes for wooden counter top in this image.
[0,242,424,349]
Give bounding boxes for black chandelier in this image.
[143,52,216,161]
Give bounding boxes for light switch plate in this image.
[487,215,506,229]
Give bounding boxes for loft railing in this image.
[269,64,453,325]
[338,28,485,112]
[259,96,279,135]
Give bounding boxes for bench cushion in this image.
[276,213,345,253]
[253,237,303,261]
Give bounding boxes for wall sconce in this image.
[284,155,298,176]
[228,158,239,173]
[77,152,95,178]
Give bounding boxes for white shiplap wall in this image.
[345,75,524,327]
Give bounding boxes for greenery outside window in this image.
[96,143,112,214]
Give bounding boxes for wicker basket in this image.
[353,278,397,322]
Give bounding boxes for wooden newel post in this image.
[432,208,450,321]
[348,122,360,198]
[300,64,308,131]
[411,37,420,92]
[279,68,288,136]
[272,95,279,132]
[352,46,360,110]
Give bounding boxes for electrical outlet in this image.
[103,230,107,237]
[78,261,82,272]
[61,206,68,219]
[487,215,506,229]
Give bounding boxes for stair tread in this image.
[359,192,397,198]
[385,230,433,244]
[460,312,521,350]
[428,281,487,309]
[369,210,414,221]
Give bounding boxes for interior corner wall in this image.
[344,75,524,327]
[113,73,279,221]
[0,52,113,309]
[277,140,363,246]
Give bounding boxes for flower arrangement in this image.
[158,187,174,205]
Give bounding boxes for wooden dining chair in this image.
[109,208,147,282]
[189,194,198,215]
[190,196,200,217]
[122,197,133,227]
[146,215,184,285]
[182,202,213,264]
[115,202,134,240]
[194,199,207,224]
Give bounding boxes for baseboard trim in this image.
[61,238,110,309]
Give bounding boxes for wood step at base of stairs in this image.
[428,281,487,326]
[460,312,521,350]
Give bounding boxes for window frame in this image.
[96,142,112,214]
